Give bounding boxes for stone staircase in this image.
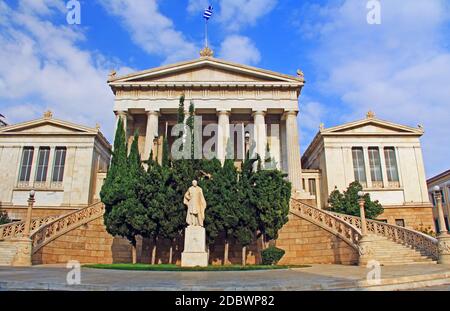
[366,235,436,265]
[290,199,439,266]
[0,203,104,266]
[0,242,18,266]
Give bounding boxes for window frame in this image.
[35,147,51,182]
[352,147,367,184]
[368,147,383,183]
[52,147,67,183]
[384,147,399,182]
[18,147,34,182]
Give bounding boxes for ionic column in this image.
[217,110,230,163]
[283,110,303,195]
[252,110,267,163]
[143,110,160,162]
[315,177,322,209]
[115,110,128,137]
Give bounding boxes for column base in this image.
[11,237,32,267]
[437,232,450,264]
[358,234,378,266]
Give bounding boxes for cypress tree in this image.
[235,150,258,265]
[199,158,224,250]
[161,137,170,168]
[177,94,185,125]
[101,125,143,263]
[249,169,291,249]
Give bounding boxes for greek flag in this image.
[203,5,213,20]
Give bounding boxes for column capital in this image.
[115,110,127,117]
[251,110,266,117]
[282,110,298,119]
[145,109,160,117]
[216,109,231,116]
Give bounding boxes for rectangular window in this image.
[19,147,34,182]
[52,147,67,182]
[368,147,383,183]
[352,147,367,184]
[308,179,316,195]
[35,147,50,182]
[384,147,399,182]
[395,219,405,227]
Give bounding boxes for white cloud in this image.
[218,35,261,65]
[98,0,199,64]
[296,0,450,177]
[0,0,125,142]
[187,0,209,15]
[216,0,277,31]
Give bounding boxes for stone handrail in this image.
[329,211,439,260]
[290,199,362,250]
[0,215,61,240]
[31,201,105,254]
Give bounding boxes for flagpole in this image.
[205,19,208,48]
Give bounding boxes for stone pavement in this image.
[1,264,450,291]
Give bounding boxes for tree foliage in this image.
[101,95,292,265]
[0,210,11,225]
[328,181,384,219]
[249,169,291,241]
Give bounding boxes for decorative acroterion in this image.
[366,110,375,119]
[43,110,53,119]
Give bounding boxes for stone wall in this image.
[276,214,359,265]
[32,212,359,266]
[32,217,132,265]
[377,205,434,231]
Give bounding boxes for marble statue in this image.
[183,180,207,227]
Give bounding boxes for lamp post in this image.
[357,190,375,266]
[434,186,448,234]
[358,191,368,236]
[433,186,450,264]
[23,189,35,237]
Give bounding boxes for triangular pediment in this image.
[321,118,423,136]
[109,57,304,85]
[0,118,98,135]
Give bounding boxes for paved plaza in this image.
[1,264,450,291]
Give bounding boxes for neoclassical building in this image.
[108,49,310,200]
[0,112,111,220]
[0,49,439,266]
[427,170,450,232]
[301,112,433,230]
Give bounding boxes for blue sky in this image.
[0,0,449,177]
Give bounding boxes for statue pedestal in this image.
[181,225,208,267]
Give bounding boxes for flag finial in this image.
[200,46,214,58]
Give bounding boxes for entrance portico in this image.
[109,54,306,197]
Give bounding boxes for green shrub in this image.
[261,246,285,265]
[0,210,11,225]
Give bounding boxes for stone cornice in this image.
[108,57,305,84]
[109,81,302,90]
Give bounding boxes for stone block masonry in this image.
[32,211,359,266]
